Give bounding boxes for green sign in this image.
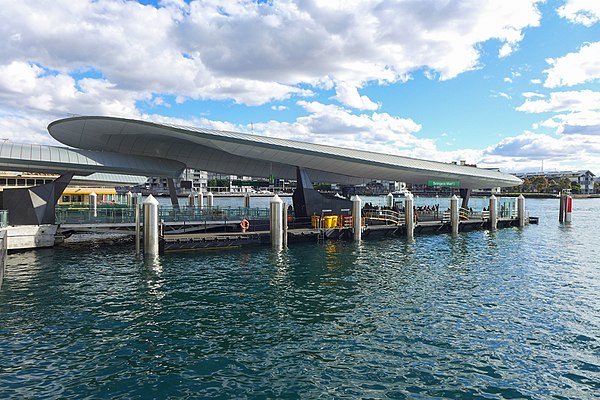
[427,180,460,187]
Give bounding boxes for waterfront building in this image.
[145,168,207,194]
[516,170,596,194]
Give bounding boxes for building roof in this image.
[516,170,595,178]
[48,116,522,189]
[0,141,185,179]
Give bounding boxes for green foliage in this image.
[571,181,582,194]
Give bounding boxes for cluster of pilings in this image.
[138,192,530,256]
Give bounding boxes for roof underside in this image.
[48,116,522,189]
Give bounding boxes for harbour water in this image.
[0,198,598,398]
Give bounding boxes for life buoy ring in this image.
[240,219,250,230]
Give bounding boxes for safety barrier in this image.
[56,206,272,225]
[363,209,405,225]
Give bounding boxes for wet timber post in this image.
[488,195,497,231]
[559,192,565,223]
[143,195,160,256]
[188,193,195,207]
[352,195,362,241]
[244,192,251,208]
[386,192,394,208]
[517,194,526,227]
[405,192,414,239]
[126,191,133,207]
[270,194,283,248]
[450,194,459,234]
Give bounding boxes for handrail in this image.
[56,206,272,225]
[363,209,405,225]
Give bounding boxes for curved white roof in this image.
[48,116,522,189]
[0,141,185,178]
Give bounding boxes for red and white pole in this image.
[565,195,573,223]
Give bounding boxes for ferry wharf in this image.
[155,194,530,253]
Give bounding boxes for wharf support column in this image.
[488,195,497,231]
[143,195,160,256]
[270,195,284,248]
[352,195,362,241]
[517,194,526,227]
[450,194,459,234]
[405,193,414,239]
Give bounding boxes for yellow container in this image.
[331,215,339,228]
[311,215,321,228]
[323,215,336,228]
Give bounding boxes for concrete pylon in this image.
[352,195,362,241]
[126,191,133,207]
[90,192,97,217]
[517,194,526,227]
[450,194,459,234]
[386,192,394,208]
[198,191,204,209]
[488,195,497,231]
[244,192,251,208]
[188,193,195,207]
[270,194,284,248]
[207,192,214,208]
[404,192,414,239]
[143,195,160,256]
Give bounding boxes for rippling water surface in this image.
[1,198,599,399]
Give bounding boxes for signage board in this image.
[427,180,460,187]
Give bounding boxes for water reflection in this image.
[142,254,165,302]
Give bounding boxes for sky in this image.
[0,0,599,175]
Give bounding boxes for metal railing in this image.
[55,206,272,225]
[363,209,405,225]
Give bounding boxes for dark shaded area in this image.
[292,167,352,218]
[0,173,73,225]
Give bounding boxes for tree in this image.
[571,182,581,194]
[548,179,558,193]
[557,177,572,192]
[520,177,532,192]
[529,175,549,193]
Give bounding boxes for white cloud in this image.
[544,41,600,88]
[516,90,600,113]
[541,111,600,135]
[271,105,288,111]
[332,82,379,110]
[478,131,600,172]
[531,79,542,84]
[0,61,146,117]
[0,0,544,107]
[499,43,515,58]
[522,92,545,99]
[557,0,600,26]
[504,77,513,83]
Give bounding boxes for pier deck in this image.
[160,217,521,252]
